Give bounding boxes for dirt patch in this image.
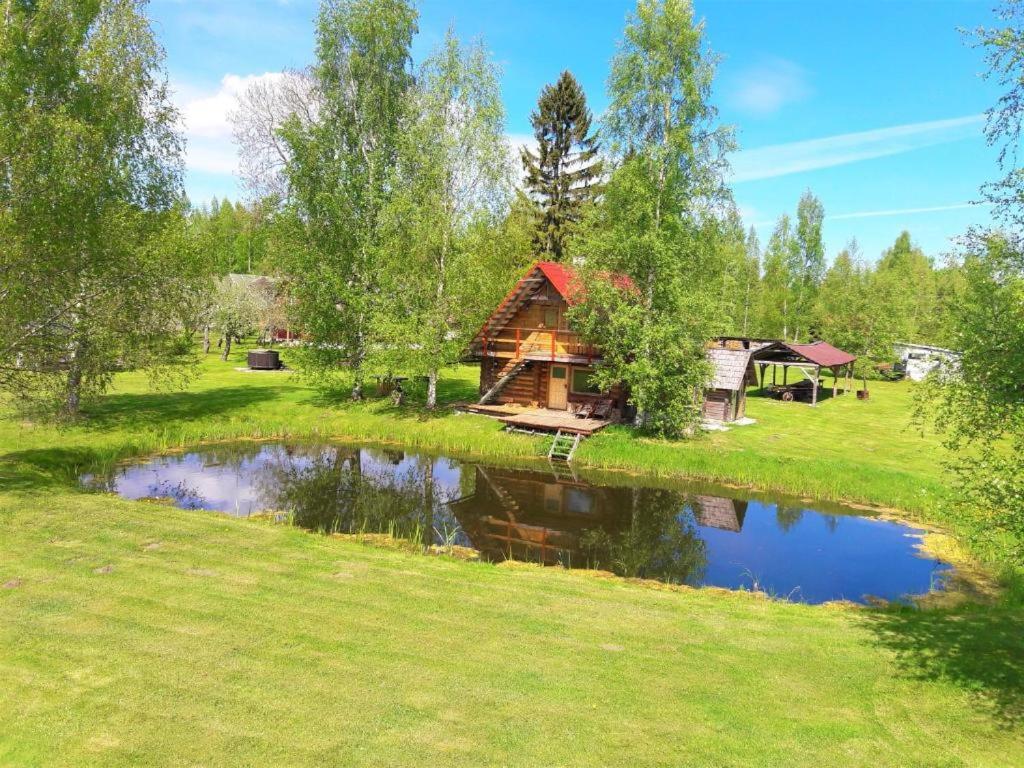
[93,565,114,575]
[186,567,218,578]
[2,578,22,589]
[142,541,162,551]
[600,643,625,652]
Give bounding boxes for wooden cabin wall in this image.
[703,389,731,422]
[479,359,546,406]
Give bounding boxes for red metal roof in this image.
[784,341,857,367]
[536,261,574,299]
[536,261,635,303]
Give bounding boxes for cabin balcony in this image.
[475,327,600,364]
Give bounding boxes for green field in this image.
[1,348,1022,765]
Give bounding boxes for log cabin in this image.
[469,261,629,418]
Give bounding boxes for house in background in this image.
[893,342,961,381]
[469,261,629,420]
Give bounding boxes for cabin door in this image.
[548,365,568,410]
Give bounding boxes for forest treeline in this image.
[191,192,966,365]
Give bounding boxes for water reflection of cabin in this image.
[450,465,610,566]
[470,261,628,419]
[449,465,749,567]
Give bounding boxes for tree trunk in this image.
[203,326,211,355]
[221,334,231,361]
[64,360,82,418]
[426,368,438,410]
[351,311,365,401]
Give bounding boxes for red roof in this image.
[537,261,574,299]
[474,261,635,343]
[536,261,635,303]
[784,341,857,367]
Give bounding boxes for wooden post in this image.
[772,365,777,386]
[550,331,556,361]
[783,366,788,385]
[812,366,819,406]
[832,366,838,398]
[515,328,521,358]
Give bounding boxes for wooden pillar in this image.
[812,366,819,406]
[772,365,777,386]
[832,366,838,398]
[783,366,788,385]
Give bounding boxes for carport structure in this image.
[754,341,857,406]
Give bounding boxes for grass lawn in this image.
[2,347,1022,765]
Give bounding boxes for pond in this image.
[83,442,951,604]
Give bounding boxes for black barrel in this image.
[247,349,280,370]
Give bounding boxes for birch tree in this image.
[571,0,733,436]
[0,0,189,416]
[231,69,319,202]
[281,0,417,400]
[376,30,511,409]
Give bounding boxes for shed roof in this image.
[784,341,857,368]
[706,346,753,391]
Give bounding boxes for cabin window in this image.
[543,308,558,328]
[571,368,602,395]
[551,366,566,379]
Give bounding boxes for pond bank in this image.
[86,440,974,606]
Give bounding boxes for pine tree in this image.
[520,70,602,260]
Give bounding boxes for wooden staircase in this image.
[547,429,581,462]
[478,358,530,405]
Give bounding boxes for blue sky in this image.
[154,0,1003,262]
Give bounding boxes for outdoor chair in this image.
[592,399,613,419]
[575,401,595,419]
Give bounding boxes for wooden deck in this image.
[501,410,611,435]
[460,403,615,435]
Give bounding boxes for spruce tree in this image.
[520,71,602,260]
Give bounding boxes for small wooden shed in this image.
[703,338,776,422]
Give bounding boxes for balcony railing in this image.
[479,326,599,362]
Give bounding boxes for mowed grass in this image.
[2,347,1023,765]
[2,492,1023,766]
[2,349,948,513]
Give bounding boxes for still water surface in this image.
[85,442,950,604]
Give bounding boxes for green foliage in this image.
[0,0,193,416]
[922,233,1024,564]
[758,214,795,339]
[791,190,826,339]
[189,198,275,276]
[571,0,732,437]
[374,29,511,408]
[520,70,602,260]
[973,0,1024,228]
[281,0,418,399]
[919,3,1024,567]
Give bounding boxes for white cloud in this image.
[827,202,988,221]
[731,114,984,183]
[173,72,285,177]
[728,57,811,116]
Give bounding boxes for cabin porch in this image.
[461,402,613,436]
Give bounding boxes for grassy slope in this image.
[2,349,1022,765]
[2,494,1022,767]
